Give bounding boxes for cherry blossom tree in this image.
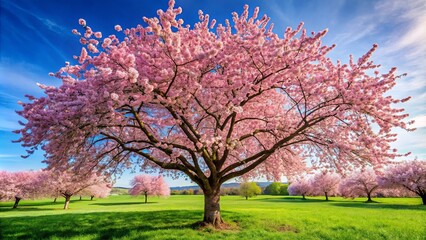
[0,171,48,209]
[81,181,112,200]
[14,1,413,227]
[129,175,170,203]
[311,172,341,200]
[339,168,380,202]
[239,182,261,200]
[48,169,104,209]
[288,176,312,200]
[381,160,426,205]
[0,171,15,201]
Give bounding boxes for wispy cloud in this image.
[2,1,69,61]
[411,115,426,129]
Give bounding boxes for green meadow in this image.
[1,195,425,239]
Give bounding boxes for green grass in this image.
[1,195,425,239]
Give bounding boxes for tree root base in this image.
[192,221,239,231]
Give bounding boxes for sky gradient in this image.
[1,0,425,187]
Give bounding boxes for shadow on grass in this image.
[91,202,157,206]
[331,202,425,210]
[252,196,344,203]
[0,200,69,212]
[0,207,58,212]
[0,210,208,239]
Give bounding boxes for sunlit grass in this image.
[1,195,425,239]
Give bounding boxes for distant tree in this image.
[239,182,261,200]
[288,177,312,200]
[280,184,289,195]
[129,175,170,203]
[1,171,48,208]
[0,171,15,201]
[48,170,104,209]
[381,160,426,205]
[339,169,380,202]
[182,189,194,195]
[311,172,341,201]
[264,182,282,195]
[220,187,239,196]
[81,181,112,200]
[193,189,204,195]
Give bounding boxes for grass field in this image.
[1,195,425,239]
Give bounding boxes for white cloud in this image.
[411,115,426,129]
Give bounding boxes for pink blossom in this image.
[114,25,122,31]
[72,29,80,35]
[110,93,119,101]
[78,47,88,64]
[94,32,102,38]
[78,18,86,26]
[87,43,99,53]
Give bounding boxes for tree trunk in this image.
[53,197,57,203]
[245,196,248,200]
[325,192,329,201]
[366,193,373,203]
[144,193,148,204]
[302,194,306,200]
[12,197,21,209]
[90,196,94,201]
[421,194,426,205]
[203,190,224,228]
[64,195,71,209]
[79,195,82,200]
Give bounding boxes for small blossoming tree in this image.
[288,176,312,200]
[129,175,170,203]
[339,168,380,202]
[311,172,341,200]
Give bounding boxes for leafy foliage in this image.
[239,182,261,199]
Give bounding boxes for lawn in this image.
[0,195,425,239]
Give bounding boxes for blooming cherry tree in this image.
[0,171,48,208]
[288,176,312,200]
[381,160,426,205]
[339,168,380,202]
[15,1,412,227]
[48,170,105,209]
[0,171,15,201]
[129,175,170,203]
[311,172,341,200]
[81,181,112,200]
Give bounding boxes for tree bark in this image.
[90,196,94,201]
[64,195,71,209]
[144,193,148,204]
[203,190,224,228]
[79,195,82,200]
[302,194,306,200]
[12,197,21,209]
[366,193,373,203]
[53,197,57,203]
[421,194,426,205]
[245,196,248,200]
[325,192,329,201]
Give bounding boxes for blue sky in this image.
[1,0,425,187]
